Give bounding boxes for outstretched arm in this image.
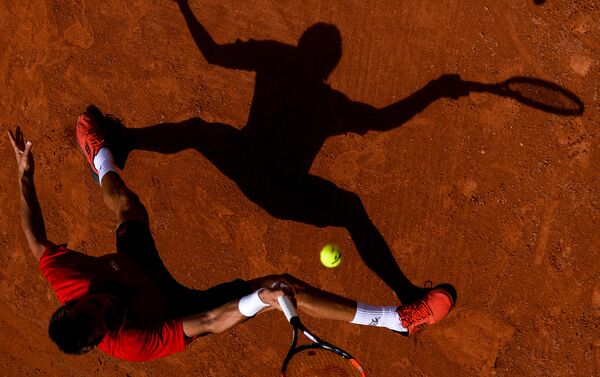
[336,74,470,134]
[8,128,53,260]
[174,0,259,70]
[181,285,286,337]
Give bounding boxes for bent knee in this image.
[117,191,148,224]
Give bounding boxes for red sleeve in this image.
[98,320,186,362]
[38,244,91,303]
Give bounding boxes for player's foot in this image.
[396,286,454,335]
[76,105,130,182]
[76,106,110,182]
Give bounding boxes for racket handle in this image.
[277,295,298,322]
[463,80,491,92]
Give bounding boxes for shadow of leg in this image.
[253,174,425,302]
[127,118,244,180]
[125,119,455,304]
[345,207,424,303]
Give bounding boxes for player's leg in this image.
[248,274,403,331]
[75,106,148,225]
[248,274,454,336]
[181,273,453,338]
[99,172,148,224]
[75,106,198,312]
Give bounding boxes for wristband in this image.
[238,289,270,317]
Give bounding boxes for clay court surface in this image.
[1,0,599,376]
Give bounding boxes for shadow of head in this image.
[298,23,342,81]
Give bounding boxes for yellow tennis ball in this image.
[320,244,342,268]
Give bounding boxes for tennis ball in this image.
[320,244,342,268]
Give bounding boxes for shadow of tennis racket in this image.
[464,76,584,115]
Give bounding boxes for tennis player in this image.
[7,109,454,362]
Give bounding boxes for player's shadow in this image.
[105,4,579,304]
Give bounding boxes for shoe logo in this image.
[109,260,120,271]
[369,317,380,326]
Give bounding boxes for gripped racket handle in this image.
[278,295,298,322]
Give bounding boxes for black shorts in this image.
[115,220,252,317]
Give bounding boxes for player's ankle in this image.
[94,147,117,184]
[350,303,408,332]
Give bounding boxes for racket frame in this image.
[278,296,366,376]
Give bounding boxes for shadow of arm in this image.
[337,74,469,134]
[176,0,255,70]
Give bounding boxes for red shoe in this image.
[76,106,109,182]
[396,287,454,335]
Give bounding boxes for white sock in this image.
[350,303,407,333]
[238,289,270,317]
[93,147,117,185]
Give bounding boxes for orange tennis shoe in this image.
[396,287,455,335]
[76,106,109,182]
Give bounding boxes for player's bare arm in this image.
[181,286,287,337]
[7,127,54,260]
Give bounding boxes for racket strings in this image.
[509,83,560,107]
[285,348,364,377]
[505,80,584,114]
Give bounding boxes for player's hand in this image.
[259,282,296,309]
[429,74,470,99]
[7,127,35,179]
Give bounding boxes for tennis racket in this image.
[277,295,366,377]
[464,76,584,115]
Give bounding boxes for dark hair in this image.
[48,300,104,355]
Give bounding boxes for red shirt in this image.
[39,244,186,361]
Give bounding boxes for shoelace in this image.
[399,300,432,327]
[81,116,106,152]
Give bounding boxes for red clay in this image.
[1,1,598,376]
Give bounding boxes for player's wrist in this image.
[238,289,270,317]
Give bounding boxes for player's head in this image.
[298,23,342,81]
[48,293,122,355]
